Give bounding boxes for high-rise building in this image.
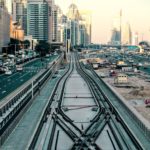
[66,3,91,47]
[79,20,86,46]
[67,3,80,21]
[111,28,121,45]
[111,12,121,45]
[79,10,92,45]
[51,5,58,41]
[46,0,59,42]
[71,20,80,46]
[45,0,53,42]
[12,0,27,35]
[10,16,24,41]
[27,0,49,41]
[0,1,10,53]
[132,32,139,45]
[5,0,13,14]
[57,6,63,42]
[66,4,80,47]
[122,22,132,45]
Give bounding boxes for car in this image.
[2,66,8,72]
[5,70,12,75]
[52,75,57,78]
[16,65,23,71]
[55,71,59,74]
[45,54,50,58]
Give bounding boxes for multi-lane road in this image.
[0,56,57,100]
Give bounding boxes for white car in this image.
[16,65,23,71]
[5,70,12,75]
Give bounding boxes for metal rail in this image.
[21,52,146,149]
[28,54,75,149]
[73,52,144,150]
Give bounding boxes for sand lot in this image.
[96,68,150,122]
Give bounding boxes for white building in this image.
[122,22,132,45]
[132,32,139,45]
[114,73,128,84]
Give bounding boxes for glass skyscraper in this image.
[27,0,48,41]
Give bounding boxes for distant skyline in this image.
[55,0,150,44]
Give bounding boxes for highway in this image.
[0,56,57,100]
[1,52,150,149]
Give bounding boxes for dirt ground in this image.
[96,68,150,122]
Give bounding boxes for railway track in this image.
[17,52,149,149]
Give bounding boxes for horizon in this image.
[55,0,150,44]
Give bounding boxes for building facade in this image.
[0,2,10,53]
[66,3,91,47]
[111,28,121,45]
[46,0,53,42]
[122,23,132,45]
[132,32,139,45]
[13,0,27,35]
[111,13,121,45]
[27,0,49,41]
[79,10,92,46]
[10,16,24,41]
[51,4,58,41]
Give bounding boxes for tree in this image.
[7,39,31,54]
[8,38,21,54]
[35,41,51,56]
[23,40,30,49]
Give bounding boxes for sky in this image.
[55,0,150,44]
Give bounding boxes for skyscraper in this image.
[66,3,91,47]
[67,3,80,21]
[13,0,27,35]
[0,0,10,53]
[122,22,132,45]
[79,10,92,46]
[132,32,139,45]
[111,12,121,45]
[5,0,13,14]
[45,0,53,42]
[79,20,86,46]
[57,6,64,42]
[51,4,58,41]
[27,0,49,41]
[67,4,80,47]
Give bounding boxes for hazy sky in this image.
[55,0,150,43]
